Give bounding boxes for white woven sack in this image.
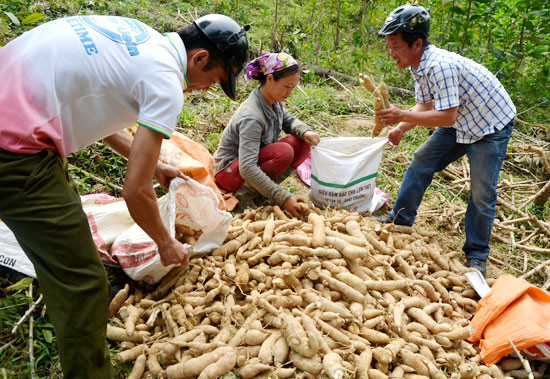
[309,137,387,214]
[111,178,231,284]
[82,195,135,266]
[0,221,36,278]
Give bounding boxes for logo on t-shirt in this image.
[81,16,150,57]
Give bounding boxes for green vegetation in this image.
[0,275,61,377]
[0,0,548,377]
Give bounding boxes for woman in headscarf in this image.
[214,52,320,217]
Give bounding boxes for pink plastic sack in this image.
[297,155,312,186]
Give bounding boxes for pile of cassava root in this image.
[106,204,526,379]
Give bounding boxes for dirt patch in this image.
[335,116,376,137]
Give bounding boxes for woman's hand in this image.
[282,195,306,218]
[154,162,188,189]
[303,131,320,146]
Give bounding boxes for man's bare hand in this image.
[154,162,188,189]
[282,195,306,218]
[387,126,405,148]
[158,238,189,267]
[375,105,404,126]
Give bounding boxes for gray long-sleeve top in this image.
[214,88,312,205]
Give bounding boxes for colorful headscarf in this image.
[246,52,298,79]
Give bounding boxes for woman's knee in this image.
[261,142,295,165]
[279,134,302,147]
[279,135,310,167]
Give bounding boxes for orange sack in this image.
[159,132,238,211]
[469,274,550,364]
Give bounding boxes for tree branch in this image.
[300,63,415,97]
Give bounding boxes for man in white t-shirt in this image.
[0,14,248,377]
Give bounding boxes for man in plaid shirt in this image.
[376,4,516,276]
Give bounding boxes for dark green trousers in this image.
[0,148,114,378]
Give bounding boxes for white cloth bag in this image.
[0,221,36,278]
[1,179,232,283]
[83,195,135,266]
[110,178,232,284]
[309,137,387,214]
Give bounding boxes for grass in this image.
[0,274,61,378]
[0,0,549,376]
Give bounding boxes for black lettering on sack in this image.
[318,182,375,207]
[0,255,17,267]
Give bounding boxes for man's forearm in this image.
[124,186,172,248]
[396,121,417,133]
[400,108,457,127]
[123,127,172,249]
[103,130,134,159]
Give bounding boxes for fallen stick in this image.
[304,64,415,97]
[296,84,309,97]
[493,221,517,232]
[0,339,16,354]
[520,179,550,210]
[522,145,550,174]
[11,294,43,334]
[509,340,534,379]
[504,160,540,178]
[492,233,550,254]
[500,216,533,225]
[515,117,549,130]
[518,228,540,245]
[69,164,123,192]
[461,156,469,179]
[29,285,36,379]
[329,75,373,113]
[499,176,539,185]
[497,197,550,236]
[520,258,550,280]
[488,255,523,273]
[451,178,470,185]
[440,169,461,181]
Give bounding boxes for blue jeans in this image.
[389,120,513,260]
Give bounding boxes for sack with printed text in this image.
[309,137,387,214]
[110,178,232,284]
[0,221,36,278]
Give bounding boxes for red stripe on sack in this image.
[86,213,118,265]
[111,242,158,268]
[523,343,550,359]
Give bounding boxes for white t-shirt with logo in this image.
[0,15,188,158]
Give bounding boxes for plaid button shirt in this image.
[411,46,516,144]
